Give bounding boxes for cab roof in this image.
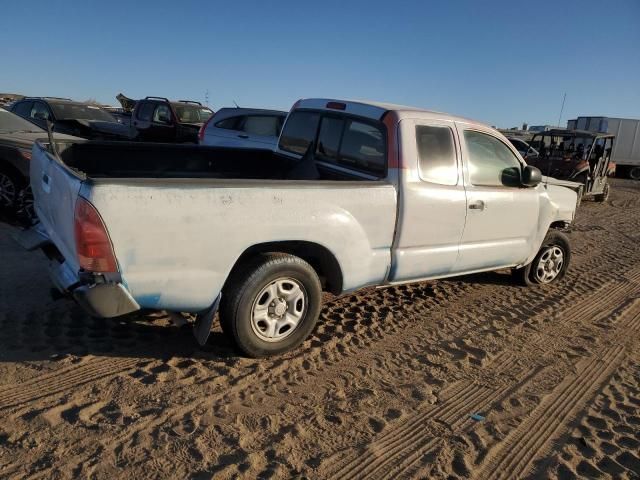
[295,98,486,127]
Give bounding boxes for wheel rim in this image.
[18,187,35,222]
[250,277,307,342]
[630,167,640,180]
[0,172,17,208]
[534,246,564,284]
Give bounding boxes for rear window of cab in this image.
[279,110,387,177]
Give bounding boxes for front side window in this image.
[464,130,522,186]
[30,102,51,121]
[279,111,320,155]
[416,125,457,185]
[153,104,172,123]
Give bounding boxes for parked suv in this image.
[10,97,130,140]
[130,97,213,143]
[199,108,287,150]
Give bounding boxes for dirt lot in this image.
[0,179,639,480]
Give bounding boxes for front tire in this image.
[219,253,322,357]
[513,231,571,286]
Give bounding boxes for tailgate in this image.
[30,141,83,271]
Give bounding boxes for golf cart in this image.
[527,129,615,202]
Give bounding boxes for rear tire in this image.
[513,231,571,286]
[219,253,322,357]
[630,166,640,180]
[0,166,20,213]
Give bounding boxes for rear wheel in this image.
[219,253,322,357]
[630,166,640,180]
[513,231,571,286]
[0,167,19,212]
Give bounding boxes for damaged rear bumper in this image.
[14,225,140,318]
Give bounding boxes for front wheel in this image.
[219,253,322,357]
[513,231,571,286]
[593,182,610,203]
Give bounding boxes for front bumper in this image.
[14,225,140,318]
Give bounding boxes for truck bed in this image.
[55,141,376,182]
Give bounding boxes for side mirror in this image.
[522,165,542,187]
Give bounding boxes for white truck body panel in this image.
[84,181,396,311]
[28,97,579,321]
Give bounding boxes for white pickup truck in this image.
[20,98,578,357]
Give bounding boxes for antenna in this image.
[233,100,240,108]
[205,89,209,107]
[557,92,566,127]
[46,120,59,159]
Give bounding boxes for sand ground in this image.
[0,179,639,479]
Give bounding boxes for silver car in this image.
[198,107,286,150]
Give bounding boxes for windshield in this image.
[171,104,213,123]
[49,103,118,122]
[0,108,43,133]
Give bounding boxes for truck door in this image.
[149,103,176,142]
[455,127,540,272]
[389,119,467,282]
[131,101,155,141]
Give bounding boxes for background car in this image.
[0,107,80,221]
[507,136,539,160]
[130,97,213,143]
[10,97,130,140]
[199,107,287,150]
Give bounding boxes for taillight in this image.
[198,116,214,143]
[74,197,117,272]
[19,148,32,160]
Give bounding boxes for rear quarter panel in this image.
[84,181,397,312]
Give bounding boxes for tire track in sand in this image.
[474,300,640,480]
[320,272,640,480]
[0,357,141,410]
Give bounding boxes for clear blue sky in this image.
[1,0,638,127]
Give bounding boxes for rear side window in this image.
[13,101,33,118]
[279,111,320,155]
[136,102,155,121]
[242,115,279,136]
[416,125,457,185]
[339,120,385,175]
[215,116,244,130]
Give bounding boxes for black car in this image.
[10,97,130,140]
[130,97,214,143]
[0,107,79,220]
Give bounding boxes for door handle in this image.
[42,173,51,193]
[468,200,485,211]
[238,134,249,139]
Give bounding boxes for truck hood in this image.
[544,183,579,223]
[0,130,81,149]
[541,175,583,193]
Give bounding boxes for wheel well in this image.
[230,241,343,294]
[549,220,571,231]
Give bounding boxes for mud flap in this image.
[193,293,221,346]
